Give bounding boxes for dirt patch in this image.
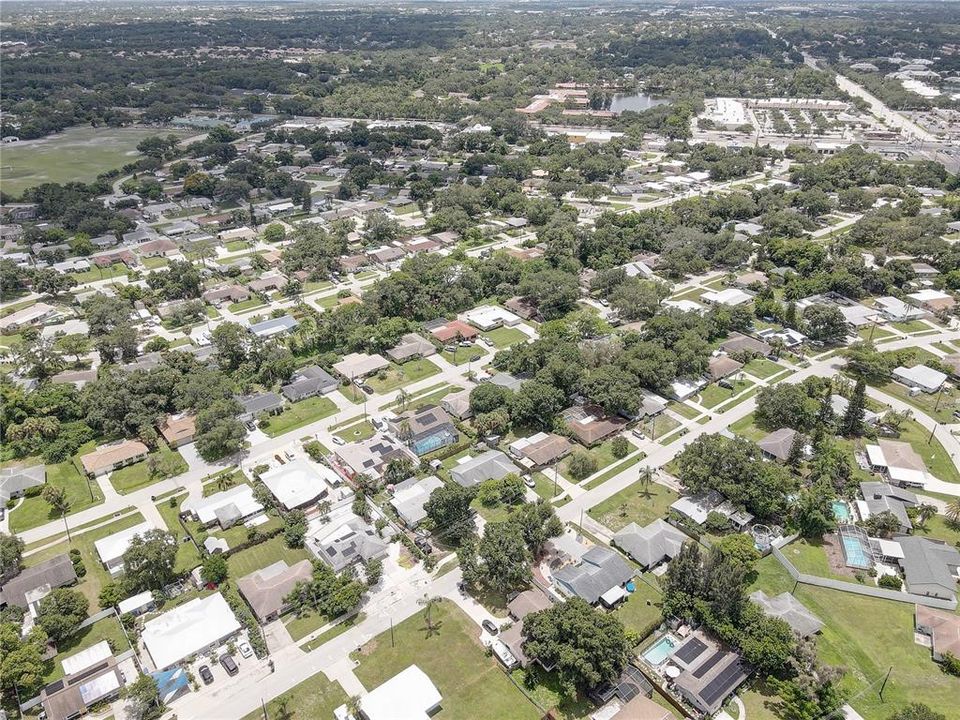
[398,546,416,569]
[822,532,858,579]
[355,637,379,657]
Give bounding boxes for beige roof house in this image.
[80,440,149,476]
[158,413,196,448]
[237,560,314,623]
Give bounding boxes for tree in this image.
[802,304,847,345]
[610,435,630,459]
[201,554,228,585]
[126,673,163,720]
[469,383,512,415]
[861,510,901,538]
[42,484,72,540]
[887,705,946,720]
[945,497,960,525]
[98,581,125,609]
[0,532,24,583]
[55,333,92,363]
[122,529,179,592]
[475,522,531,595]
[0,622,48,696]
[715,533,760,574]
[791,484,835,538]
[567,450,598,480]
[365,557,383,587]
[284,510,308,548]
[913,503,937,530]
[195,399,246,461]
[841,377,866,437]
[424,482,476,545]
[419,595,442,636]
[37,588,89,644]
[522,598,630,698]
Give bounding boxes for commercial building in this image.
[142,592,242,670]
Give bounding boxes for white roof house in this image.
[117,590,155,616]
[183,484,263,527]
[142,593,242,670]
[662,299,705,314]
[874,296,926,321]
[94,522,154,573]
[462,305,522,331]
[61,641,113,677]
[701,288,751,307]
[333,352,391,379]
[891,365,947,393]
[350,665,442,720]
[865,444,887,469]
[258,458,337,510]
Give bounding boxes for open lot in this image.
[366,358,441,393]
[587,480,678,532]
[240,671,348,720]
[225,535,312,578]
[482,326,529,349]
[351,599,541,720]
[698,379,753,409]
[261,396,338,437]
[0,125,188,195]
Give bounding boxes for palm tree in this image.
[274,695,292,720]
[419,595,442,636]
[396,388,410,413]
[42,484,72,542]
[945,497,960,526]
[914,503,937,530]
[345,696,362,719]
[638,466,654,499]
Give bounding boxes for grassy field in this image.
[0,126,188,195]
[23,512,147,607]
[352,600,541,720]
[8,449,104,533]
[72,263,128,284]
[366,358,441,393]
[587,480,678,532]
[614,577,663,641]
[109,442,188,494]
[261,396,338,437]
[743,358,786,379]
[333,420,376,443]
[698,379,754,409]
[225,535,312,578]
[747,556,959,719]
[240,672,348,720]
[482,326,529,349]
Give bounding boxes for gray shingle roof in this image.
[749,590,823,637]
[612,519,689,569]
[553,546,634,604]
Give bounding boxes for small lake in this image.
[608,92,670,114]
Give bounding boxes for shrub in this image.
[567,451,598,480]
[878,574,903,591]
[611,436,630,459]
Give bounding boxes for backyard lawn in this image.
[352,600,541,720]
[7,449,104,533]
[261,396,338,438]
[240,672,348,720]
[23,512,147,607]
[44,615,130,683]
[614,577,663,641]
[742,358,785,380]
[587,480,678,532]
[109,442,188,494]
[367,358,441,393]
[226,535,312,577]
[482,326,529,349]
[781,538,851,582]
[698,379,754,409]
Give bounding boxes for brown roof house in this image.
[238,559,314,623]
[916,604,960,663]
[561,405,627,447]
[719,332,773,359]
[158,413,196,448]
[80,440,149,477]
[504,296,541,321]
[707,355,743,382]
[757,428,808,463]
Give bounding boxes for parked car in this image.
[284,450,295,461]
[523,475,535,489]
[238,641,253,659]
[482,619,499,635]
[458,340,472,347]
[219,654,238,676]
[331,436,346,446]
[632,429,646,440]
[199,665,214,684]
[481,337,494,348]
[361,384,374,395]
[414,537,433,554]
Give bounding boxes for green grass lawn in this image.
[879,381,960,425]
[531,471,562,501]
[44,615,131,684]
[141,256,169,270]
[782,538,851,582]
[72,263,128,284]
[228,298,266,314]
[508,667,595,720]
[895,418,960,483]
[8,448,104,533]
[224,240,250,252]
[440,347,487,366]
[333,420,376,443]
[482,326,529,349]
[155,494,203,574]
[261,396,338,438]
[301,613,366,651]
[698,379,754,409]
[352,600,541,720]
[226,535,312,578]
[645,413,680,441]
[587,480,678,532]
[890,320,933,334]
[666,401,700,420]
[743,358,785,379]
[614,577,663,641]
[284,610,330,643]
[728,413,767,442]
[385,385,460,413]
[109,442,188,494]
[583,453,645,490]
[0,298,37,317]
[559,438,620,481]
[24,512,147,608]
[858,326,895,342]
[240,671,348,720]
[366,358,441,393]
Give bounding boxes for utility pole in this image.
[934,383,946,413]
[390,617,395,648]
[261,698,269,720]
[927,422,938,445]
[878,666,893,702]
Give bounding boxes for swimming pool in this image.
[831,500,852,523]
[642,635,678,666]
[841,534,872,568]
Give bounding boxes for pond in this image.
[608,92,670,114]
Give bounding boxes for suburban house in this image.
[450,450,518,488]
[719,333,772,358]
[158,413,197,448]
[552,546,634,606]
[333,352,391,380]
[40,642,124,720]
[237,560,314,623]
[874,296,926,322]
[388,405,458,456]
[891,365,947,394]
[310,518,389,572]
[612,519,690,571]
[117,590,156,617]
[389,475,444,528]
[670,491,754,530]
[0,302,59,332]
[670,630,749,715]
[182,484,264,529]
[749,591,823,637]
[0,463,45,504]
[561,405,627,447]
[701,288,751,307]
[338,665,441,720]
[0,554,77,616]
[429,319,478,344]
[915,605,960,663]
[141,593,242,671]
[857,481,917,534]
[757,428,807,463]
[259,459,339,510]
[386,333,437,362]
[906,289,956,314]
[333,434,417,480]
[281,365,338,401]
[831,394,880,425]
[440,388,473,420]
[248,315,298,339]
[462,305,522,331]
[706,355,743,382]
[237,391,285,424]
[896,537,960,602]
[80,440,149,477]
[94,522,155,575]
[508,432,572,470]
[203,284,250,306]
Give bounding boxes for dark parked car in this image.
[414,538,433,554]
[482,619,499,635]
[199,665,214,684]
[219,654,238,676]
